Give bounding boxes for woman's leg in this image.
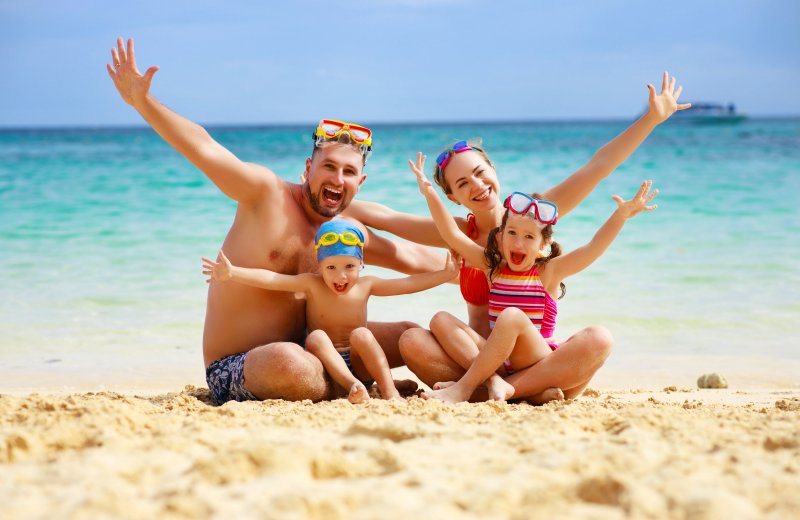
[349,327,403,402]
[505,325,613,400]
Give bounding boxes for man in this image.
[107,38,442,403]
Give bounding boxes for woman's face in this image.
[442,151,501,214]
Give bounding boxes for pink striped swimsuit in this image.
[488,265,559,374]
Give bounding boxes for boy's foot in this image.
[348,382,370,404]
[486,377,515,402]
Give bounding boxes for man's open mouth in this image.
[322,186,343,205]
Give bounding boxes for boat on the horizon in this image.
[672,102,747,124]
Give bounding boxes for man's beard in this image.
[304,182,349,218]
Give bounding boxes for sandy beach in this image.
[2,385,798,520]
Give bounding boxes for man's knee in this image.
[398,327,434,364]
[244,342,326,401]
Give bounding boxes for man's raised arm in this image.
[107,37,278,203]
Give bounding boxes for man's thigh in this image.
[243,342,331,402]
[366,320,418,368]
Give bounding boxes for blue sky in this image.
[1,0,798,126]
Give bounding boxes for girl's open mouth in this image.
[509,251,526,265]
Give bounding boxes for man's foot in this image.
[394,379,419,397]
[486,377,515,402]
[348,382,370,404]
[421,382,471,404]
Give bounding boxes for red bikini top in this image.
[459,214,490,306]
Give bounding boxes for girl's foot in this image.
[432,381,456,390]
[348,382,370,404]
[421,382,471,404]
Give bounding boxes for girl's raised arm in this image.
[547,181,658,283]
[409,153,487,269]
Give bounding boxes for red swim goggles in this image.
[504,192,558,226]
[312,119,373,162]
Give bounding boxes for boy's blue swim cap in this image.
[315,219,365,263]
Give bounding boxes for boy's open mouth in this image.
[322,186,343,205]
[333,281,348,293]
[509,251,526,265]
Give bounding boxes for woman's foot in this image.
[485,376,515,402]
[526,387,564,405]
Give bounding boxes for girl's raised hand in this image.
[612,180,659,219]
[647,71,691,123]
[202,250,233,283]
[408,152,436,196]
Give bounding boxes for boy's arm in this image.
[408,153,488,268]
[542,72,689,217]
[202,250,312,293]
[370,251,461,297]
[547,181,658,282]
[107,37,280,204]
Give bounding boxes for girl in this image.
[408,154,657,403]
[346,72,686,400]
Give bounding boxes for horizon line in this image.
[1,114,799,132]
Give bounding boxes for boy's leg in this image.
[349,327,404,401]
[305,330,369,404]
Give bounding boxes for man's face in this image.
[303,144,366,218]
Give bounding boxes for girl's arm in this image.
[202,250,313,293]
[546,181,658,283]
[344,200,449,248]
[408,153,488,268]
[542,72,689,217]
[370,251,461,297]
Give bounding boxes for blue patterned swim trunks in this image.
[339,349,374,387]
[205,352,258,405]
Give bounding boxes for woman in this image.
[346,72,689,401]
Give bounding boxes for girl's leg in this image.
[429,311,514,400]
[425,308,550,403]
[505,325,613,400]
[348,327,404,402]
[305,330,369,404]
[398,327,466,388]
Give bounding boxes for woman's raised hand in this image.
[408,152,436,197]
[647,71,691,123]
[612,180,659,219]
[106,37,159,107]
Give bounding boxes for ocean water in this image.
[2,119,799,391]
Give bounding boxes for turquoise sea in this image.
[2,119,799,392]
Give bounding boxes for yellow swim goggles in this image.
[314,231,365,251]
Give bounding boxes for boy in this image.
[203,219,459,403]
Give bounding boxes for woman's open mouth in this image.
[472,187,491,202]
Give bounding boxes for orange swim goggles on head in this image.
[314,119,373,147]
